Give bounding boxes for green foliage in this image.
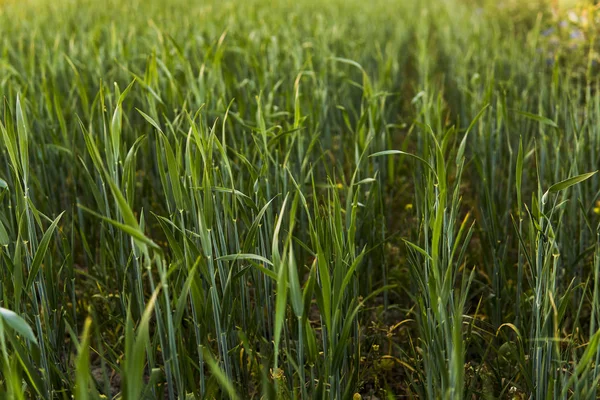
[1,0,600,398]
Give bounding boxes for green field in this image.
[1,0,600,398]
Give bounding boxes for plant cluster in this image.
[0,0,600,398]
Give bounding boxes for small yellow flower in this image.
[270,368,284,380]
[353,394,362,400]
[405,203,413,211]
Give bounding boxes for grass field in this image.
[1,0,600,398]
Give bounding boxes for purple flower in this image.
[570,29,583,40]
[541,27,555,37]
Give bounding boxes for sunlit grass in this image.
[0,0,600,398]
